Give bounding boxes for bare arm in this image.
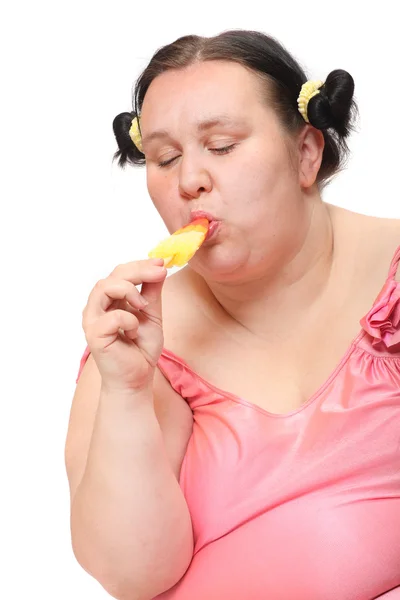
[66,356,193,600]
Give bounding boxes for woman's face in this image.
[140,60,320,280]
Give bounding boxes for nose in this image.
[178,153,213,199]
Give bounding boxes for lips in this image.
[188,210,221,243]
[189,210,219,224]
[204,219,220,241]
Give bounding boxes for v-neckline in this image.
[160,328,367,419]
[159,244,400,418]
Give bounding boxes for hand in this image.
[82,258,167,393]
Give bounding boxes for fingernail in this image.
[140,296,149,306]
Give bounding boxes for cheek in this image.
[146,169,171,206]
[245,146,297,199]
[224,154,278,206]
[221,150,297,231]
[146,169,182,231]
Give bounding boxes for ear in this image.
[297,125,325,189]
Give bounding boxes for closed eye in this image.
[158,156,179,168]
[210,144,236,155]
[157,144,237,168]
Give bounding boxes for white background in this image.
[2,1,399,598]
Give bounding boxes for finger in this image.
[83,280,129,321]
[139,276,167,324]
[101,279,150,314]
[110,259,167,284]
[83,260,167,328]
[108,297,141,315]
[85,279,146,320]
[85,309,139,351]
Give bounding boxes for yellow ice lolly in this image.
[148,218,210,268]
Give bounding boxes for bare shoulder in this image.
[328,203,400,276]
[357,212,400,273]
[360,211,400,243]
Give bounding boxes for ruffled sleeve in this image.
[360,278,400,348]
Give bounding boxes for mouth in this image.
[189,210,220,243]
[204,219,220,242]
[189,210,218,223]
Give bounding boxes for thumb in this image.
[140,273,167,321]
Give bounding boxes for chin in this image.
[190,245,248,280]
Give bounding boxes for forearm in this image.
[70,387,193,599]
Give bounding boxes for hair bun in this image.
[112,111,145,168]
[308,69,357,138]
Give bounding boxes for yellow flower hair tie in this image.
[129,116,143,152]
[297,80,324,123]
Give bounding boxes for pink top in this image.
[76,247,400,600]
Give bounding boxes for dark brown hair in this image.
[112,30,358,189]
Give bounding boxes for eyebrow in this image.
[142,115,246,147]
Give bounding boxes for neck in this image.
[198,199,338,342]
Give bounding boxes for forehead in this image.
[141,60,269,126]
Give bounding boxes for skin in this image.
[64,60,400,600]
[139,60,398,349]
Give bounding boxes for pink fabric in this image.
[76,247,400,600]
[76,345,91,383]
[361,278,400,348]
